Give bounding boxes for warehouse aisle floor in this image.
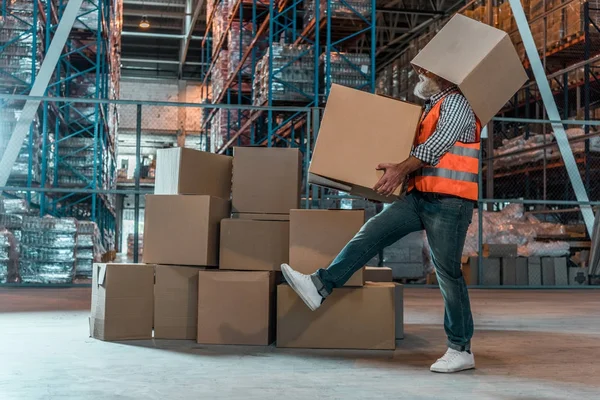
[1,288,599,400]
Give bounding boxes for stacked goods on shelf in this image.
[0,230,18,284]
[0,107,45,185]
[19,217,77,284]
[126,233,143,259]
[0,0,42,93]
[75,221,103,279]
[209,108,243,153]
[211,50,229,101]
[253,44,315,105]
[228,24,255,77]
[54,137,96,187]
[321,52,370,90]
[211,0,228,55]
[304,0,372,24]
[492,128,600,170]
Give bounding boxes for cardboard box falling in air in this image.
[410,13,528,126]
[309,14,527,202]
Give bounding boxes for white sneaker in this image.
[430,348,475,373]
[280,263,323,311]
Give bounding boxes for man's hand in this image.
[373,163,408,197]
[373,156,425,196]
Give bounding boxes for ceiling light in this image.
[139,16,150,29]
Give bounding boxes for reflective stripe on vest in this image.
[418,167,478,183]
[447,146,479,159]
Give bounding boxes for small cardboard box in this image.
[154,265,202,340]
[277,283,395,349]
[232,147,301,215]
[231,213,290,221]
[483,244,518,258]
[289,209,365,287]
[501,257,517,285]
[155,147,232,199]
[143,195,230,266]
[197,270,276,345]
[308,84,422,203]
[411,13,528,125]
[90,263,154,341]
[364,266,393,282]
[220,219,289,271]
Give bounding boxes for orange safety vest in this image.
[407,92,482,201]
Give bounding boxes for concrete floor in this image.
[1,288,599,400]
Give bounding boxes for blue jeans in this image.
[311,190,475,352]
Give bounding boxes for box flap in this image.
[97,264,107,286]
[410,14,527,125]
[307,173,353,192]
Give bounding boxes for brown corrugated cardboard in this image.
[277,283,395,349]
[143,195,230,266]
[410,13,528,125]
[155,147,232,199]
[232,147,301,214]
[365,266,393,282]
[308,84,422,202]
[197,270,275,345]
[154,265,203,339]
[90,263,154,341]
[232,213,290,221]
[289,209,365,287]
[220,219,289,271]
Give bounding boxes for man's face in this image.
[413,69,441,100]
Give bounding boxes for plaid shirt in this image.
[411,86,477,166]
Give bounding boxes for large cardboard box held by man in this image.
[154,265,203,339]
[197,270,276,345]
[143,195,230,266]
[411,13,528,125]
[90,263,154,341]
[232,147,301,214]
[289,209,365,286]
[277,283,395,349]
[220,219,289,271]
[308,85,422,202]
[154,147,232,199]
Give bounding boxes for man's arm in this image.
[374,94,475,196]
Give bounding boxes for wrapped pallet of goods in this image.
[19,217,77,284]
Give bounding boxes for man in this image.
[281,69,481,374]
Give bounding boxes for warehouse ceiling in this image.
[120,0,467,80]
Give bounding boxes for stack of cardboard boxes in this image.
[90,146,401,348]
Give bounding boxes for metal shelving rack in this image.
[199,0,376,157]
[485,0,600,203]
[0,0,120,249]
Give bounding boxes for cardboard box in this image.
[516,258,529,285]
[90,263,154,341]
[308,84,422,203]
[528,257,542,285]
[143,195,230,266]
[154,265,201,340]
[365,266,393,282]
[220,219,289,271]
[277,283,395,349]
[569,267,588,285]
[554,257,569,286]
[482,258,501,286]
[197,270,275,345]
[411,13,528,125]
[364,266,404,339]
[232,213,290,221]
[483,244,518,258]
[155,148,232,199]
[232,147,301,214]
[501,257,517,285]
[542,258,556,286]
[289,209,365,287]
